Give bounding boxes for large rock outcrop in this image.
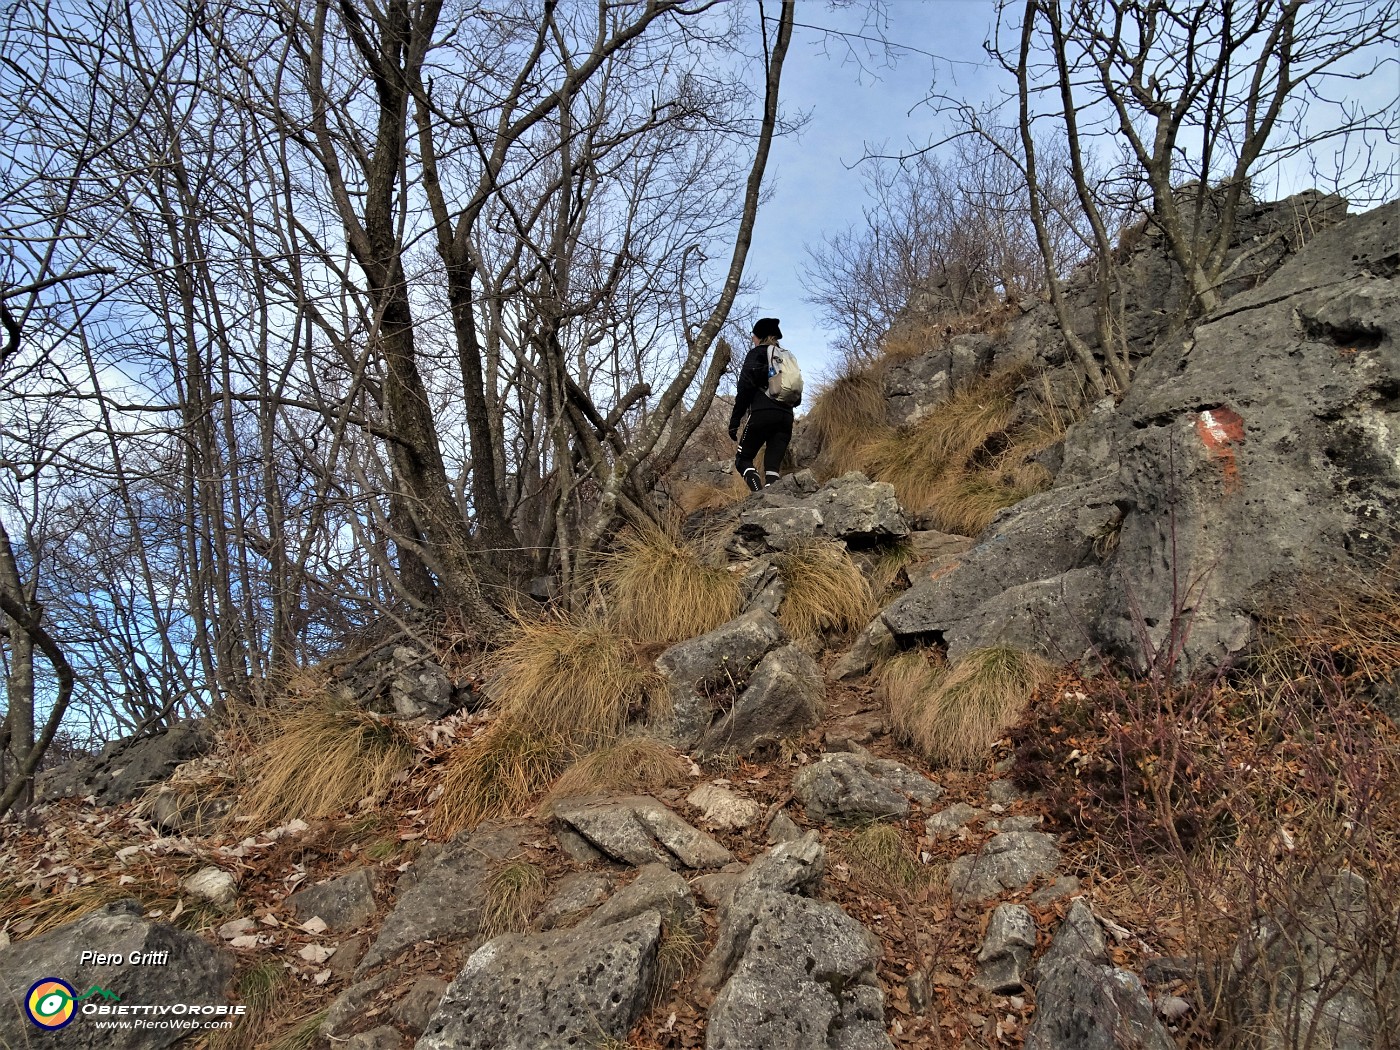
[880,200,1399,671]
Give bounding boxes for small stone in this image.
[907,970,929,1014]
[287,868,378,932]
[766,810,801,844]
[344,1025,405,1050]
[184,866,238,906]
[692,872,740,909]
[1031,875,1082,906]
[986,779,1021,805]
[391,976,449,1033]
[538,872,613,930]
[686,783,762,829]
[925,803,987,836]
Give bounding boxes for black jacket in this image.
[729,343,796,431]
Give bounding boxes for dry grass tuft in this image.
[598,522,742,645]
[487,610,661,745]
[878,649,947,743]
[210,961,285,1050]
[670,476,749,516]
[843,823,931,893]
[896,644,1053,768]
[238,690,414,825]
[433,718,572,838]
[0,882,133,940]
[775,540,875,640]
[540,734,690,812]
[802,364,889,479]
[481,859,546,937]
[266,1009,329,1050]
[653,912,706,1007]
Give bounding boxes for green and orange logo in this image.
[25,978,77,1029]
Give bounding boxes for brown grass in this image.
[432,718,572,837]
[802,364,889,479]
[539,735,690,813]
[669,476,748,515]
[878,649,947,743]
[775,539,875,640]
[843,823,932,894]
[210,961,285,1050]
[597,522,742,645]
[481,859,546,937]
[486,610,661,746]
[895,644,1053,768]
[238,690,414,825]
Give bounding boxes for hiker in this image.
[728,316,802,492]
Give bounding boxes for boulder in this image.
[0,900,233,1050]
[581,864,698,933]
[735,474,908,552]
[356,825,528,975]
[37,720,213,805]
[792,752,942,825]
[387,647,458,719]
[947,830,1061,902]
[687,784,763,830]
[654,609,788,746]
[975,904,1037,993]
[1024,900,1174,1050]
[877,201,1400,674]
[696,645,824,756]
[287,868,378,932]
[551,795,733,870]
[1225,870,1396,1050]
[415,910,662,1050]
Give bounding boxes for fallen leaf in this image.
[298,944,334,963]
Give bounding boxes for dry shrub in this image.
[900,644,1052,768]
[540,735,689,812]
[597,522,741,645]
[481,859,546,937]
[775,539,875,640]
[239,689,414,825]
[843,823,931,894]
[653,911,706,1007]
[487,609,660,745]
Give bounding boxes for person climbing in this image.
[728,316,802,492]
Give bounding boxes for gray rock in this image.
[1225,870,1396,1050]
[698,833,827,992]
[793,752,942,825]
[36,720,213,804]
[183,865,238,906]
[346,1026,406,1050]
[829,618,896,681]
[1025,901,1174,1050]
[697,645,824,756]
[391,977,449,1033]
[735,474,908,551]
[358,825,528,974]
[146,785,231,835]
[687,783,763,829]
[806,474,909,546]
[288,868,378,932]
[947,830,1061,901]
[739,558,787,616]
[883,350,952,427]
[992,814,1043,833]
[880,202,1400,674]
[975,904,1037,993]
[551,795,733,870]
[553,826,604,866]
[655,610,788,746]
[766,809,802,844]
[0,900,232,1050]
[986,778,1021,804]
[925,802,988,836]
[693,872,741,908]
[706,891,890,1050]
[415,910,662,1050]
[1031,875,1083,907]
[537,872,613,930]
[388,647,457,719]
[323,969,397,1039]
[582,864,697,933]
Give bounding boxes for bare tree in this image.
[987,0,1398,392]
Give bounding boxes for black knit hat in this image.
[752,317,782,340]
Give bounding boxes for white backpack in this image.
[766,345,803,407]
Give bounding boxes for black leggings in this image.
[735,409,793,491]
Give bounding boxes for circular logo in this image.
[26,978,77,1029]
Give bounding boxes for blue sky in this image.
[743,1,1004,381]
